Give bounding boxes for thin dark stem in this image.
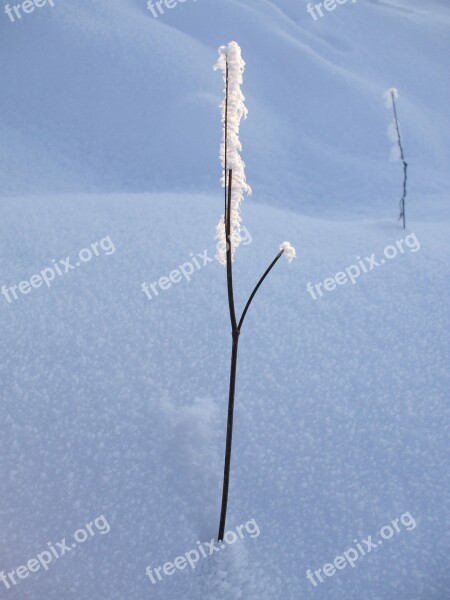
[218,329,239,541]
[238,251,284,331]
[218,248,285,540]
[218,168,238,542]
[391,91,408,229]
[226,169,237,331]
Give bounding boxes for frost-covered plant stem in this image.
[216,43,295,542]
[389,89,408,229]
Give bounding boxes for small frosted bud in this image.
[280,241,296,262]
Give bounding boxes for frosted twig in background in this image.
[384,87,408,229]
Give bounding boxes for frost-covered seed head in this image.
[214,41,252,266]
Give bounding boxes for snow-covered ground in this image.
[1,1,449,599]
[1,0,450,213]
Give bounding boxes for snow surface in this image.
[1,1,449,599]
